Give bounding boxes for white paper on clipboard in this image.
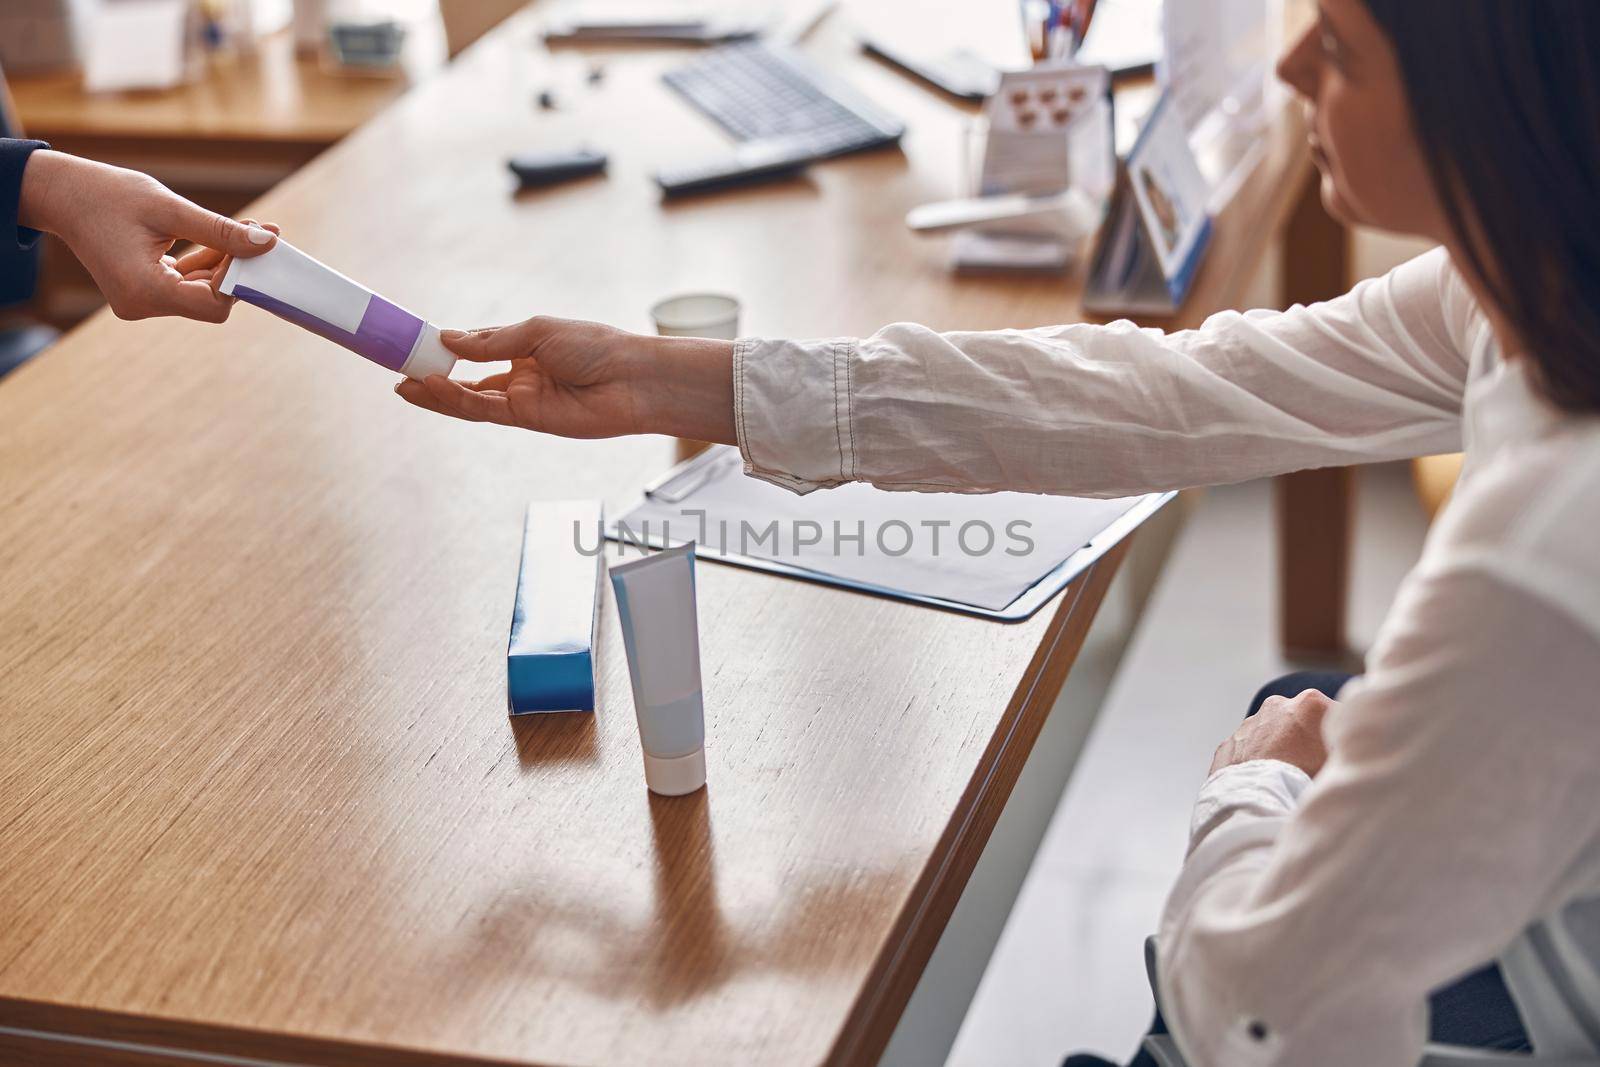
[608,446,1163,615]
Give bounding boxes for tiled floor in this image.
[946,464,1432,1066]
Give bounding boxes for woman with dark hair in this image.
[400,1,1600,1063]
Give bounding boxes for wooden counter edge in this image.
[0,995,537,1066]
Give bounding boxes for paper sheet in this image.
[615,447,1144,612]
[1076,0,1163,73]
[1160,0,1273,133]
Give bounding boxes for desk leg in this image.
[1275,167,1354,661]
[1276,466,1355,660]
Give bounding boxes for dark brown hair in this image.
[1364,0,1600,411]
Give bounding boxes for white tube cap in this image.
[643,748,706,796]
[400,322,457,381]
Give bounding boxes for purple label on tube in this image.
[234,286,424,372]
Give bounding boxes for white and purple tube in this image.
[219,240,455,381]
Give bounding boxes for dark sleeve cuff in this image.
[1,138,51,250]
[0,138,50,307]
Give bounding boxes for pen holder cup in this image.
[959,98,1114,244]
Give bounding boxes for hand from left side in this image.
[1209,689,1338,778]
[18,150,280,322]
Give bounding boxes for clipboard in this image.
[605,446,1174,623]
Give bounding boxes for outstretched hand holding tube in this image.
[393,316,737,445]
[18,150,279,322]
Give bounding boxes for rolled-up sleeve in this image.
[733,336,858,493]
[734,248,1474,497]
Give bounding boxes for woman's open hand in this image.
[19,150,279,323]
[395,315,736,445]
[396,317,646,438]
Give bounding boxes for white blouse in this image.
[732,248,1600,1066]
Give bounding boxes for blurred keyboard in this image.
[662,41,905,158]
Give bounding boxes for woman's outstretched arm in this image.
[399,247,1475,498]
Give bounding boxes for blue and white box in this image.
[507,499,604,715]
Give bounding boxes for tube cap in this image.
[642,747,706,796]
[400,322,457,381]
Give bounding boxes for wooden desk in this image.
[0,6,1323,1065]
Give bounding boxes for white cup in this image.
[650,293,741,340]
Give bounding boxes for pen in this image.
[1074,0,1099,54]
[643,447,737,503]
[1044,0,1067,61]
[1021,0,1044,61]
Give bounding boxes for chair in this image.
[1139,938,1600,1067]
[0,59,60,378]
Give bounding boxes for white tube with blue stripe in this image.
[609,543,706,796]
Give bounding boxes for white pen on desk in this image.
[779,0,837,45]
[643,448,739,504]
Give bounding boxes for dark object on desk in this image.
[328,18,407,68]
[509,148,608,188]
[1104,58,1157,82]
[542,15,763,45]
[656,137,815,197]
[663,41,903,156]
[860,36,999,102]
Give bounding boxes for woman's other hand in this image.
[1209,689,1338,778]
[18,150,279,323]
[395,316,736,445]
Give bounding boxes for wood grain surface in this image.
[0,3,1312,1064]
